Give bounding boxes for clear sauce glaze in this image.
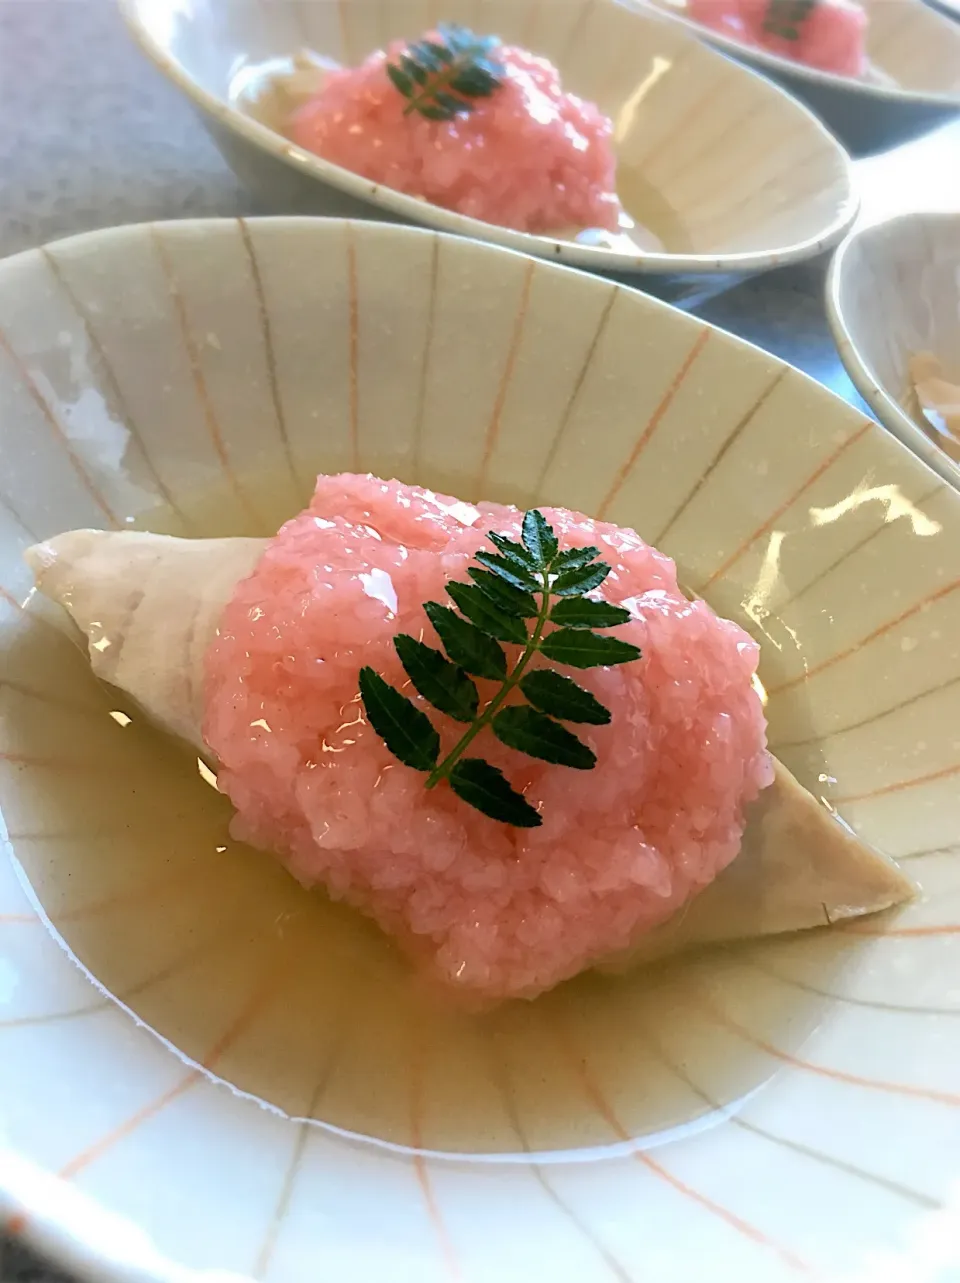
[0,475,873,1160]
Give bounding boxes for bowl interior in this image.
[648,0,960,99]
[828,211,960,488]
[1,218,958,1283]
[122,0,855,265]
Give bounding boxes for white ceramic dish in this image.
[642,0,960,155]
[117,0,856,278]
[827,209,960,490]
[1,217,959,1283]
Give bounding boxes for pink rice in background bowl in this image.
[204,475,772,1005]
[289,39,623,234]
[686,0,868,79]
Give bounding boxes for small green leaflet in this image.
[540,628,642,669]
[488,532,537,571]
[467,567,538,618]
[424,601,507,680]
[474,550,539,592]
[394,635,478,724]
[358,667,439,771]
[551,561,611,597]
[493,706,596,770]
[552,545,600,572]
[385,24,504,122]
[357,509,643,826]
[549,598,630,629]
[522,508,558,565]
[762,0,815,40]
[519,670,610,725]
[446,582,528,645]
[449,758,541,828]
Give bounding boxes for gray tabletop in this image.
[0,2,958,1280]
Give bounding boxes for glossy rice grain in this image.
[204,475,772,1002]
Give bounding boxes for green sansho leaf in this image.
[424,601,507,680]
[450,64,499,96]
[522,509,558,567]
[394,635,478,724]
[551,545,600,572]
[386,24,504,122]
[421,38,454,64]
[540,628,642,669]
[551,561,611,597]
[474,550,539,592]
[519,670,610,725]
[385,63,415,98]
[434,90,467,115]
[359,666,439,771]
[446,581,528,645]
[467,567,538,618]
[492,706,596,770]
[548,597,631,629]
[362,507,645,828]
[409,40,444,70]
[448,758,541,827]
[399,53,428,85]
[488,531,537,570]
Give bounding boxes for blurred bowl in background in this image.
[119,0,856,285]
[641,0,960,155]
[827,209,960,488]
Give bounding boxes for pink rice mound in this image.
[204,475,773,1003]
[687,0,867,78]
[289,39,622,234]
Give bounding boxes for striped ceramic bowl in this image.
[118,0,856,280]
[642,0,960,155]
[0,218,958,1283]
[827,209,960,491]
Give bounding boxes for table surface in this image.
[0,2,958,1280]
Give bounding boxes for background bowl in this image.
[1,218,959,1283]
[827,209,960,489]
[642,0,960,154]
[118,0,856,279]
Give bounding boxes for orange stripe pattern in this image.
[703,999,960,1108]
[701,421,872,590]
[556,1022,810,1273]
[598,330,711,519]
[478,258,536,487]
[770,576,960,696]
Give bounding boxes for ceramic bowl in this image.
[117,0,856,280]
[642,0,960,155]
[925,0,960,22]
[1,217,959,1283]
[827,210,960,490]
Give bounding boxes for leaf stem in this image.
[402,60,463,117]
[425,562,552,788]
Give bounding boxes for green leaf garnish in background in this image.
[762,0,817,41]
[358,510,642,826]
[386,24,504,122]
